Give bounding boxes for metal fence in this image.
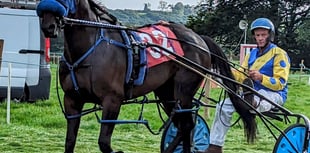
[50,52,62,64]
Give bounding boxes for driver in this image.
[200,17,291,153]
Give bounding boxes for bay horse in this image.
[36,0,256,152]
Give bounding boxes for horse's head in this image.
[36,0,118,38]
[36,0,76,37]
[39,12,61,38]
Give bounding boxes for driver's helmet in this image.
[250,18,275,41]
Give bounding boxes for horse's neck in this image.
[63,1,120,63]
[63,27,98,63]
[63,0,100,62]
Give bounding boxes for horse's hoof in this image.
[113,151,124,153]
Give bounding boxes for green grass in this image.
[1,66,310,153]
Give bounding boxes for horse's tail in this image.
[200,35,257,143]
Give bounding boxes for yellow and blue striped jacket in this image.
[234,43,290,102]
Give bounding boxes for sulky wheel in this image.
[273,123,310,153]
[160,114,210,153]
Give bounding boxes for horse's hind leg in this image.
[173,103,195,153]
[162,83,198,153]
[174,71,203,153]
[64,95,84,153]
[98,95,122,153]
[156,73,200,153]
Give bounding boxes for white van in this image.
[0,2,51,102]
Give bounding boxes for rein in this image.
[63,17,129,30]
[61,17,249,77]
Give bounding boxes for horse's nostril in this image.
[49,24,56,30]
[41,23,58,38]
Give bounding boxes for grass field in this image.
[1,67,310,153]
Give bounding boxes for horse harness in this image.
[60,18,148,99]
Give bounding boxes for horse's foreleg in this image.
[164,112,194,153]
[65,118,81,153]
[173,112,194,153]
[180,112,194,153]
[162,132,182,153]
[174,72,200,153]
[98,95,122,153]
[64,95,83,153]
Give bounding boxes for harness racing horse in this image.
[37,0,256,152]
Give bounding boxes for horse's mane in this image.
[88,0,120,24]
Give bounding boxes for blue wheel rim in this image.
[161,114,210,153]
[274,124,310,153]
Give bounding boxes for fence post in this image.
[6,63,11,124]
[51,53,61,64]
[56,53,60,64]
[204,77,211,120]
[0,39,3,69]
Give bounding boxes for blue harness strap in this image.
[120,30,147,86]
[101,29,147,86]
[129,31,147,86]
[120,30,133,84]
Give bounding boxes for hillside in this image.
[107,9,193,26]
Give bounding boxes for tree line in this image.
[187,0,310,68]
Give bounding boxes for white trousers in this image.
[209,89,284,146]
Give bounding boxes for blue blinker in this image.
[36,0,76,17]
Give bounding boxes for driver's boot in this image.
[197,144,223,153]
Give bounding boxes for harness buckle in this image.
[68,65,74,70]
[109,39,114,44]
